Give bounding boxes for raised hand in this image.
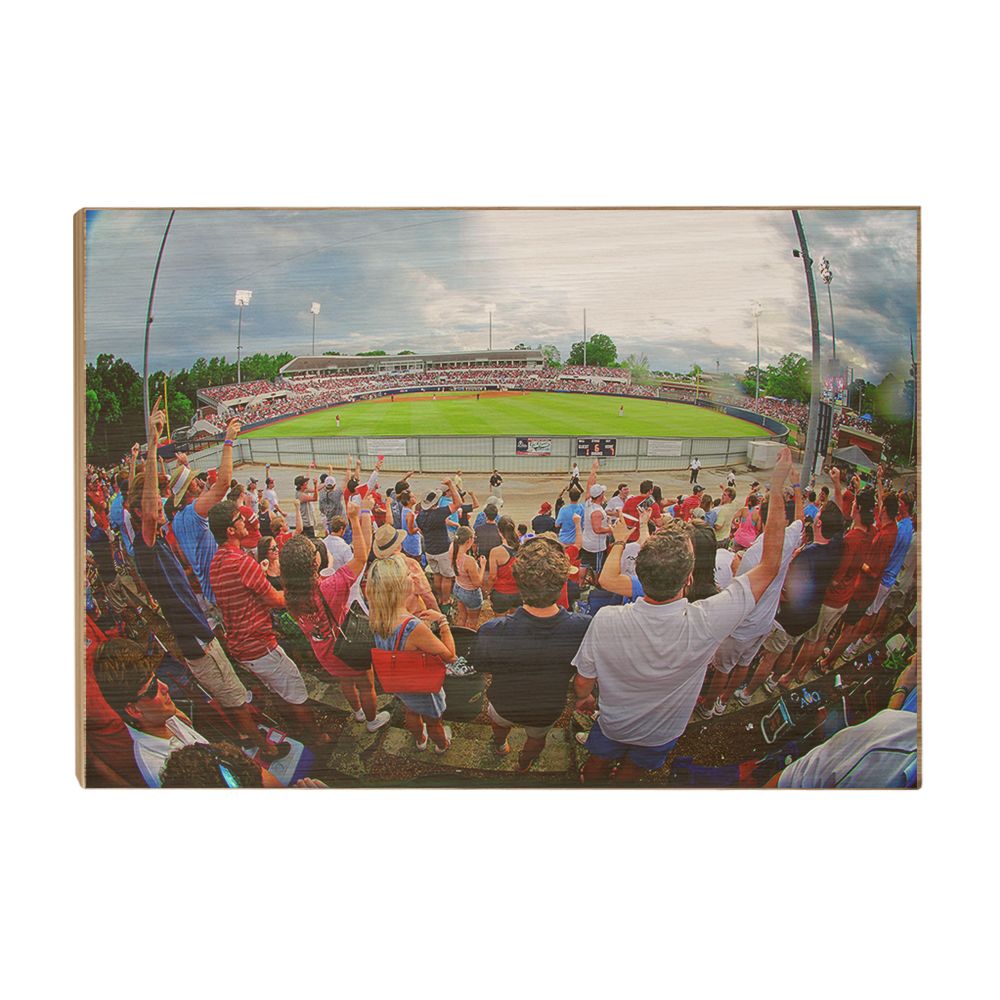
[225,417,242,440]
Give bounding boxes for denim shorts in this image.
[453,584,483,610]
[583,717,679,770]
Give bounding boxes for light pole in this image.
[791,211,823,482]
[750,300,762,412]
[235,289,252,384]
[819,256,837,362]
[310,301,321,353]
[142,210,175,439]
[583,309,587,366]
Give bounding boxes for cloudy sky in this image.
[85,207,917,384]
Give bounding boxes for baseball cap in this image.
[590,484,606,498]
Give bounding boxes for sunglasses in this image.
[135,674,160,702]
[231,513,245,526]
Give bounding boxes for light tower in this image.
[234,289,252,384]
[310,301,321,353]
[750,301,763,412]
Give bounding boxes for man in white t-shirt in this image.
[605,483,629,520]
[689,457,702,484]
[697,477,805,717]
[322,516,353,571]
[92,637,287,787]
[571,448,793,782]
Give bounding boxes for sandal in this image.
[493,740,511,756]
[514,751,538,774]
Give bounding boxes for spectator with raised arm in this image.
[127,400,285,763]
[280,496,388,734]
[208,498,334,748]
[574,448,793,783]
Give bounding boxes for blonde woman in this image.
[450,526,486,629]
[369,553,456,752]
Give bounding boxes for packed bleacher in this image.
[197,364,688,429]
[84,400,918,788]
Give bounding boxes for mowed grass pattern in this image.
[242,392,767,439]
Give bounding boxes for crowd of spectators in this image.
[85,394,917,788]
[197,364,687,430]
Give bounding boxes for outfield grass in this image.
[241,391,768,439]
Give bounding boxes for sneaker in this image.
[842,643,858,659]
[695,700,716,720]
[763,676,777,695]
[366,710,391,733]
[433,725,453,754]
[414,726,429,751]
[732,686,752,708]
[712,697,727,716]
[354,708,367,722]
[493,739,511,756]
[575,731,590,746]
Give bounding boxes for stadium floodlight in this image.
[750,301,763,412]
[310,301,321,353]
[485,303,495,351]
[234,290,252,384]
[819,257,836,361]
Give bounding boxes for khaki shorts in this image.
[426,549,455,577]
[802,603,848,644]
[865,583,892,617]
[486,700,554,740]
[713,631,770,674]
[241,645,308,705]
[187,637,248,709]
[762,624,802,655]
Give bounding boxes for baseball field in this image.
[241,391,768,439]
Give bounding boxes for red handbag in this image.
[371,617,447,694]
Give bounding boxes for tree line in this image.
[86,351,293,465]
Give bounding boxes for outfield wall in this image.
[189,424,786,477]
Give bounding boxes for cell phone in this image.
[637,495,655,512]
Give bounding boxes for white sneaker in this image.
[695,701,715,720]
[732,686,752,708]
[433,725,453,754]
[366,710,391,733]
[414,726,429,751]
[763,676,778,694]
[354,708,366,722]
[712,697,727,716]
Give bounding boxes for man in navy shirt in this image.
[472,537,592,774]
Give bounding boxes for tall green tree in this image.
[764,352,812,403]
[622,352,651,378]
[538,344,561,368]
[567,333,618,367]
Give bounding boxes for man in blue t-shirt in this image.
[131,403,285,763]
[554,485,585,545]
[169,416,242,616]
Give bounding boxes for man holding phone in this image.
[620,480,663,542]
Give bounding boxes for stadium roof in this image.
[280,348,545,376]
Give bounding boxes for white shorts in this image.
[241,645,308,705]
